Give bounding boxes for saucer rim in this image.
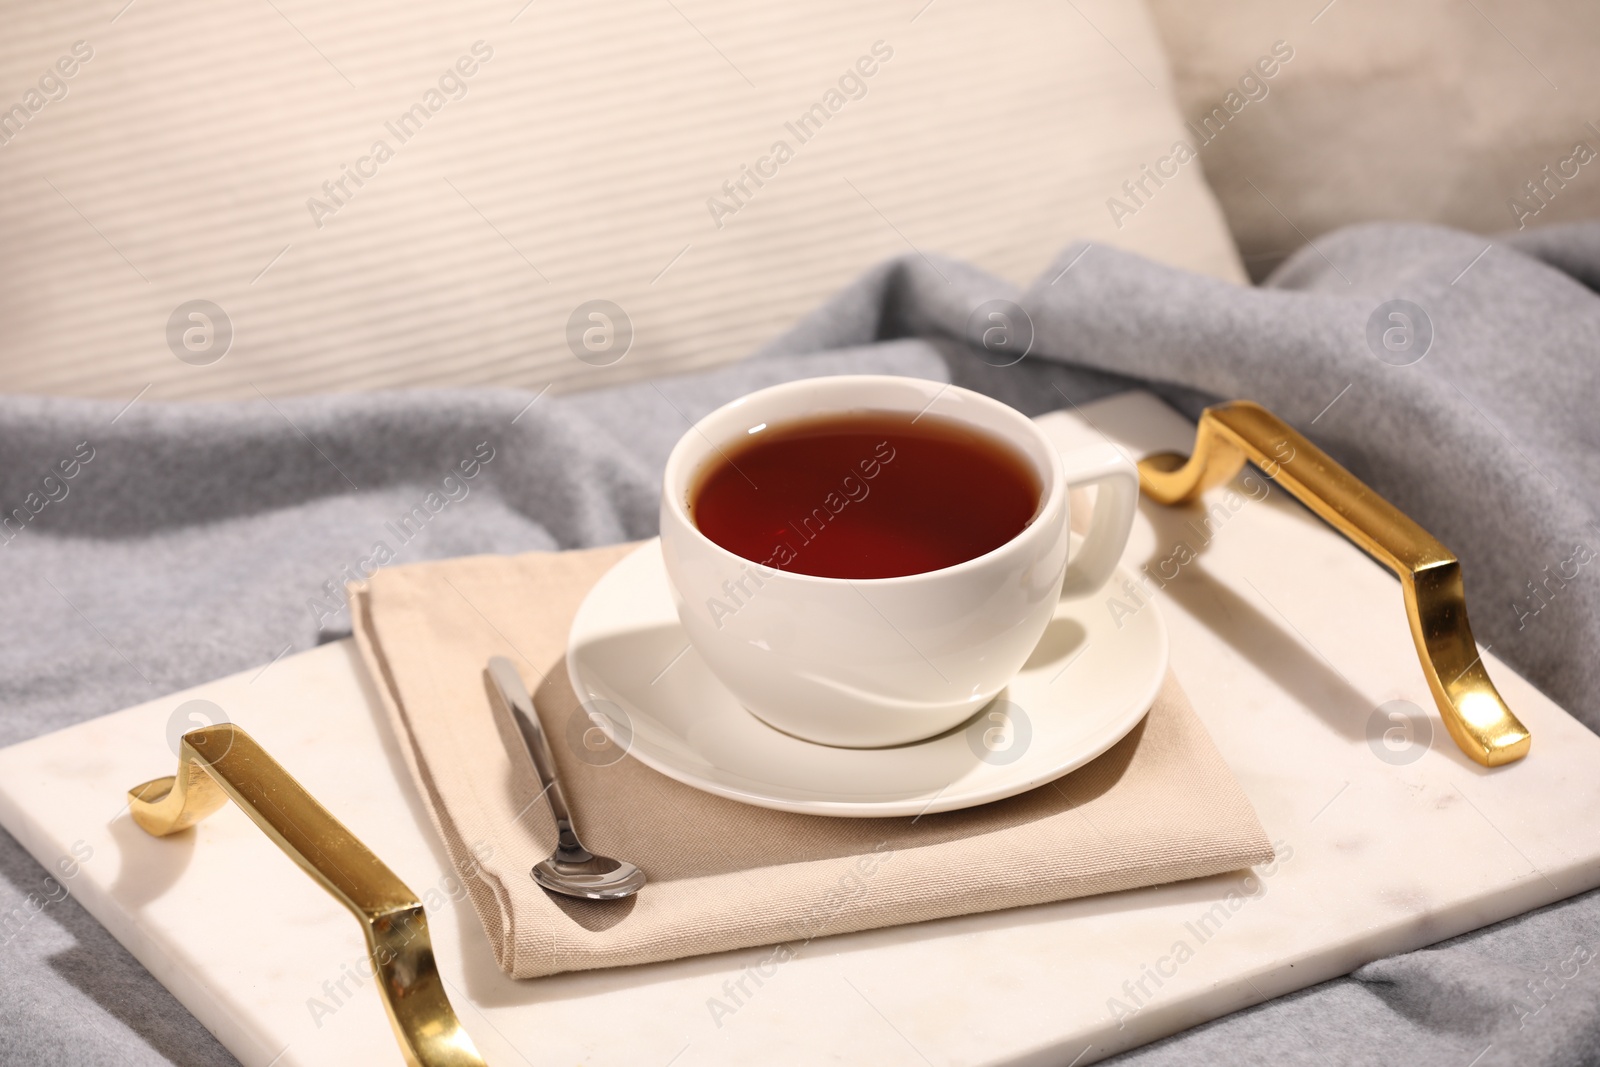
[565,539,1168,817]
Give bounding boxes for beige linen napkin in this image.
[351,542,1271,979]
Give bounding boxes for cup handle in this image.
[1059,442,1140,598]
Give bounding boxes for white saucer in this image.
[566,539,1168,817]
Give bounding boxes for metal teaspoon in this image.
[486,656,646,900]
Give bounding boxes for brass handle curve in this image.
[129,724,489,1066]
[1139,400,1530,767]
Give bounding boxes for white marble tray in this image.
[2,392,1597,1067]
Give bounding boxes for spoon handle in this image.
[487,656,584,854]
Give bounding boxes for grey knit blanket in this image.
[2,220,1596,1065]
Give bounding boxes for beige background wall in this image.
[1147,0,1600,278]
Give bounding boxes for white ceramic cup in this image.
[659,375,1138,748]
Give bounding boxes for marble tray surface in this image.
[1,392,1596,1066]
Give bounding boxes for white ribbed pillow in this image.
[0,0,1242,400]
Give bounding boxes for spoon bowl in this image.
[533,849,647,900]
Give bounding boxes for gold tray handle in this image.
[129,724,489,1066]
[1139,400,1530,767]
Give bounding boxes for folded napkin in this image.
[351,541,1271,979]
